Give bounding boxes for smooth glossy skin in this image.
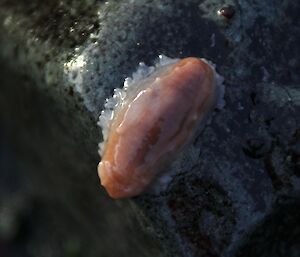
[98,57,216,199]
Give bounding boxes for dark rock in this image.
[0,0,299,256]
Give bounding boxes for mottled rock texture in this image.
[0,0,299,257]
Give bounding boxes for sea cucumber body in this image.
[98,57,217,199]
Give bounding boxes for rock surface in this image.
[0,0,299,256]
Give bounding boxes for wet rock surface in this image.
[0,0,299,256]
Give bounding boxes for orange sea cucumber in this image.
[98,55,223,199]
